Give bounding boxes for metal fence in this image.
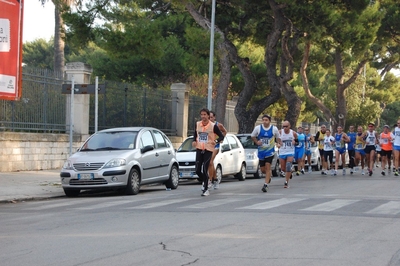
[89,81,175,134]
[0,68,209,135]
[0,67,66,133]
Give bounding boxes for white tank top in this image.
[394,127,400,146]
[279,129,295,155]
[366,131,376,146]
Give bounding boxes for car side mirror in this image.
[141,145,154,153]
[221,144,230,152]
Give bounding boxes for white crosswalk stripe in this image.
[366,201,400,215]
[74,200,135,210]
[127,198,192,209]
[18,196,400,216]
[301,199,360,212]
[238,198,306,210]
[28,201,83,210]
[181,198,243,209]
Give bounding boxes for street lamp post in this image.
[207,0,216,110]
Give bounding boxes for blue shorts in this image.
[215,143,220,149]
[394,145,400,151]
[294,148,305,160]
[305,149,312,156]
[355,149,366,156]
[279,154,294,160]
[336,148,346,154]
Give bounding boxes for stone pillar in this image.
[64,62,92,136]
[171,83,189,138]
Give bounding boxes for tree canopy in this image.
[26,0,400,132]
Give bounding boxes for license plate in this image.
[78,173,94,180]
[180,172,194,178]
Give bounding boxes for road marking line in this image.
[181,198,243,209]
[75,200,135,210]
[237,198,306,210]
[301,199,359,212]
[28,201,84,210]
[366,201,400,215]
[127,198,192,209]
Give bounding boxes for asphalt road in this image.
[1,170,400,266]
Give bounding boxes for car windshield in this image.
[80,131,138,151]
[238,135,257,149]
[177,137,196,152]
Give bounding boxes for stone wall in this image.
[0,132,85,172]
[0,132,184,172]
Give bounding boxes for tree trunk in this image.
[300,40,336,125]
[279,8,301,128]
[334,49,368,130]
[54,4,65,73]
[214,41,232,124]
[186,2,282,134]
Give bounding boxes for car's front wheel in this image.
[63,188,80,197]
[165,165,179,189]
[126,168,140,195]
[313,158,321,171]
[254,164,262,179]
[216,165,222,184]
[235,163,246,181]
[272,159,279,177]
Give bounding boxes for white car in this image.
[293,142,322,171]
[236,134,280,178]
[60,127,179,197]
[176,134,247,183]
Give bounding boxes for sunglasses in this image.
[283,125,289,128]
[368,125,374,127]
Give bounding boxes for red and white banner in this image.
[0,0,24,101]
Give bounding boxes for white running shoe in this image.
[343,169,346,175]
[201,190,210,196]
[361,170,365,175]
[213,180,219,189]
[308,166,312,173]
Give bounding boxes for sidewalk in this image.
[0,169,65,203]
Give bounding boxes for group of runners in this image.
[251,115,400,193]
[192,108,400,195]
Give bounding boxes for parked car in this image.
[235,134,280,178]
[293,142,322,171]
[60,127,179,197]
[176,134,247,183]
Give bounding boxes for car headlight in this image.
[246,151,257,160]
[62,160,73,170]
[104,158,126,168]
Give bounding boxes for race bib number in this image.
[367,137,375,145]
[261,138,270,147]
[198,132,208,143]
[380,138,388,144]
[356,143,363,149]
[325,142,332,149]
[335,141,341,148]
[283,140,292,147]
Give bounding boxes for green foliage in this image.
[30,0,400,129]
[381,102,400,127]
[23,39,54,69]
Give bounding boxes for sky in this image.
[23,1,55,43]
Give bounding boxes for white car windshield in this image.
[80,131,138,151]
[238,136,257,149]
[177,137,196,152]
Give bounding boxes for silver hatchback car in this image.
[60,127,179,197]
